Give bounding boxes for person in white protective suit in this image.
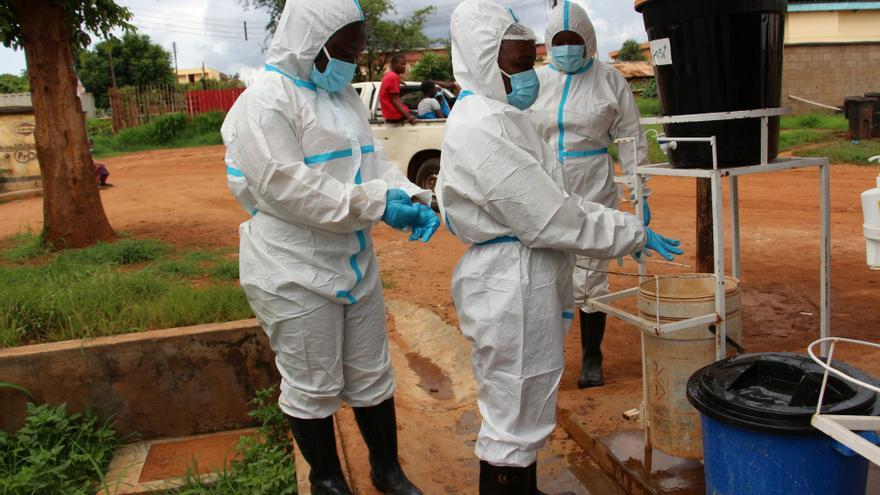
[438,1,682,493]
[528,0,653,390]
[221,1,440,493]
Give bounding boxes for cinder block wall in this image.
[782,42,880,114]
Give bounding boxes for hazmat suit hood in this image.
[450,0,521,103]
[265,0,365,78]
[546,1,598,63]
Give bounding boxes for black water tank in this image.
[636,0,787,168]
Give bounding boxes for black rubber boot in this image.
[527,462,575,495]
[577,311,606,389]
[480,461,530,495]
[352,397,423,495]
[286,415,353,495]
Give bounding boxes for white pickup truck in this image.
[354,81,454,193]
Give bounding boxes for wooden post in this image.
[696,178,714,273]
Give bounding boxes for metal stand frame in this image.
[586,108,833,450]
[808,337,880,466]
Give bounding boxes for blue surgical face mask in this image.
[311,46,357,93]
[500,68,540,110]
[551,44,589,73]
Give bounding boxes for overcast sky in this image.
[0,0,648,85]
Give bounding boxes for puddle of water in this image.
[603,430,705,494]
[404,351,455,400]
[455,409,481,436]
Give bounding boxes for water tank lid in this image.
[635,0,788,13]
[686,353,878,434]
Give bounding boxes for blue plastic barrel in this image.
[687,353,880,495]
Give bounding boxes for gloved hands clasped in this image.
[382,189,441,242]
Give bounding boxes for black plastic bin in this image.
[866,92,880,138]
[635,0,787,168]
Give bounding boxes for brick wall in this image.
[783,42,880,114]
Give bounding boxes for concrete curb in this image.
[0,319,279,439]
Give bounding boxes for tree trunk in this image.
[10,0,115,250]
[696,178,714,273]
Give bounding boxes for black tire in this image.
[414,157,440,209]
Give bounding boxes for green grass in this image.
[781,113,847,132]
[0,234,251,348]
[637,97,661,117]
[0,403,118,495]
[92,112,226,158]
[168,389,297,495]
[779,128,839,151]
[794,140,880,165]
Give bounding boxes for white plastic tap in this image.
[863,156,880,270]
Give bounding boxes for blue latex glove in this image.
[642,197,651,226]
[383,189,419,230]
[638,228,683,262]
[408,204,441,243]
[386,188,412,206]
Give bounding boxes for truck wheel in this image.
[415,157,440,208]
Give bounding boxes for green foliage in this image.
[78,33,176,108]
[0,403,118,495]
[0,235,251,347]
[170,389,296,495]
[88,118,114,139]
[210,260,240,281]
[92,112,226,157]
[410,51,454,82]
[179,76,246,91]
[0,2,133,50]
[360,0,435,81]
[55,238,168,265]
[0,71,28,94]
[617,39,646,62]
[794,139,880,165]
[2,230,51,262]
[636,97,661,117]
[640,78,658,99]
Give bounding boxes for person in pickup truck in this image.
[437,1,682,493]
[417,81,450,119]
[380,53,417,124]
[528,1,652,390]
[221,0,439,493]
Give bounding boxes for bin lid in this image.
[687,353,879,433]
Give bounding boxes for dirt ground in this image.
[3,144,879,452]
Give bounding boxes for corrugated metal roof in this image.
[612,61,655,80]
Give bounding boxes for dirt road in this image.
[3,144,879,436]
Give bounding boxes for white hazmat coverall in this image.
[222,0,431,420]
[438,0,647,468]
[529,0,650,312]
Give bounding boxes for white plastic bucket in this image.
[638,275,743,459]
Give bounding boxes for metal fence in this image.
[109,86,244,132]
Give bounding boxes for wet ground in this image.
[5,146,879,493]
